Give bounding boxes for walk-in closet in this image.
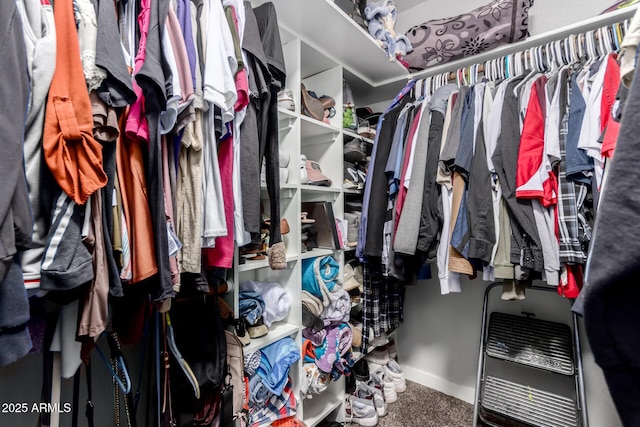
[1,0,639,426]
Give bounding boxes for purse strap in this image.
[72,361,94,427]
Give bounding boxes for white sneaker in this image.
[277,89,295,111]
[345,395,379,426]
[355,382,387,417]
[386,359,407,393]
[279,150,291,168]
[300,154,308,184]
[370,367,397,404]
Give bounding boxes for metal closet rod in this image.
[412,18,628,89]
[400,5,638,86]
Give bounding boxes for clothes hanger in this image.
[612,24,622,51]
[545,43,554,71]
[95,332,132,394]
[563,36,572,65]
[540,45,548,71]
[586,30,597,60]
[553,40,563,67]
[577,33,586,62]
[165,313,201,399]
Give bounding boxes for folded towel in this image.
[302,256,340,305]
[301,291,323,317]
[314,323,353,373]
[249,373,272,407]
[301,362,329,398]
[302,326,326,347]
[244,351,261,376]
[240,281,291,327]
[257,337,300,396]
[321,287,351,325]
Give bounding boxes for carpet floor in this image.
[346,380,474,427]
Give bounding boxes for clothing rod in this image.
[378,5,639,85]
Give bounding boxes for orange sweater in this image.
[43,0,107,205]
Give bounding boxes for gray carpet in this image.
[347,380,474,427]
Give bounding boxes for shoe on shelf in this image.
[277,88,295,111]
[300,154,309,184]
[355,382,387,417]
[305,159,332,187]
[279,150,291,168]
[344,211,360,246]
[301,84,324,121]
[344,263,360,291]
[386,359,407,393]
[370,367,397,404]
[344,137,366,163]
[263,217,290,235]
[345,395,379,426]
[353,358,370,382]
[301,212,315,224]
[356,164,367,189]
[366,344,390,366]
[344,161,360,190]
[236,317,251,347]
[247,317,269,339]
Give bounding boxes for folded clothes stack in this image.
[299,255,355,398]
[238,281,291,346]
[245,337,299,426]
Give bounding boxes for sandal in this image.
[301,84,324,121]
[263,217,290,234]
[301,212,315,224]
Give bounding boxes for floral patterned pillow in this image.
[403,0,534,71]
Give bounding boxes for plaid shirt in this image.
[558,97,587,265]
[361,258,403,353]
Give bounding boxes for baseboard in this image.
[400,365,476,404]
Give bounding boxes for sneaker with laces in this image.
[277,88,295,111]
[370,367,397,404]
[355,382,386,417]
[386,359,407,393]
[345,395,379,426]
[300,154,308,184]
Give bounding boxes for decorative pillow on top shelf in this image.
[402,0,534,71]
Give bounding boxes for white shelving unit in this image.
[234,5,390,423]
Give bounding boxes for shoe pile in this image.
[356,107,382,139]
[301,84,336,124]
[346,351,407,425]
[300,212,317,253]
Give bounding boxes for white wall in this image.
[396,276,623,426]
